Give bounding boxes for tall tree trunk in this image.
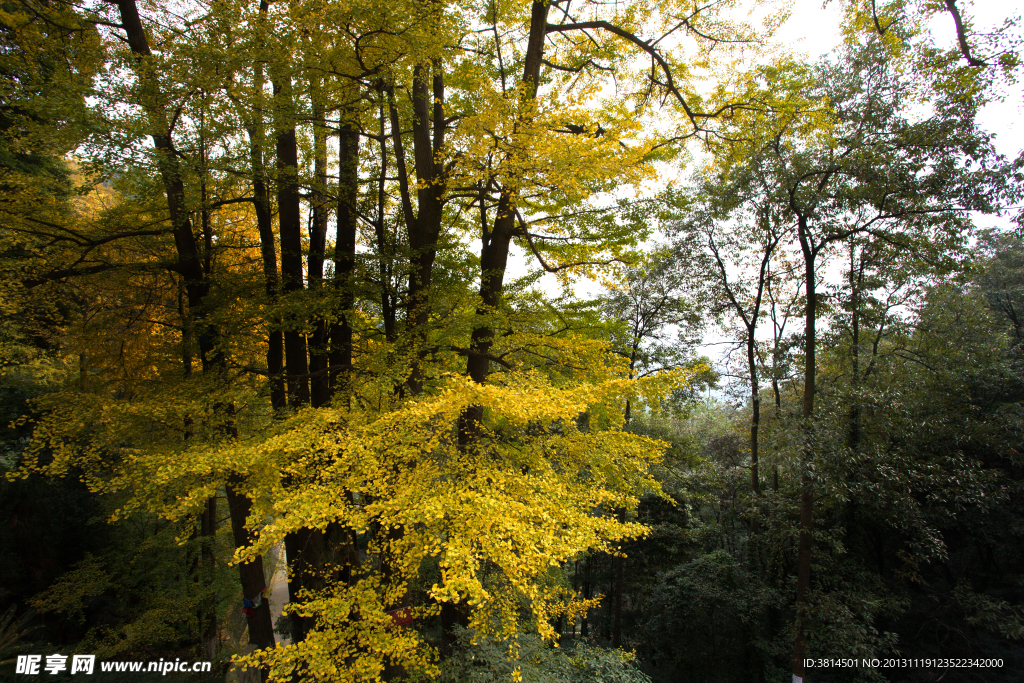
[749,338,761,499]
[330,114,360,398]
[227,480,277,653]
[385,62,453,673]
[396,62,445,396]
[235,18,284,651]
[373,95,396,343]
[247,0,283,413]
[196,101,220,659]
[848,243,864,452]
[115,0,204,308]
[612,362,637,649]
[461,0,549,402]
[612,508,625,648]
[707,221,776,535]
[747,323,762,560]
[249,129,285,411]
[115,0,217,654]
[308,89,331,409]
[792,215,816,682]
[318,102,362,652]
[772,356,781,493]
[199,496,218,657]
[581,556,592,638]
[274,92,325,636]
[267,36,319,644]
[382,67,451,672]
[747,325,763,567]
[451,0,551,656]
[274,77,310,408]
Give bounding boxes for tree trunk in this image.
[373,96,396,343]
[274,78,309,408]
[330,117,360,398]
[747,327,762,546]
[460,0,550,415]
[400,62,445,395]
[248,127,285,411]
[115,0,217,654]
[792,215,816,682]
[309,92,331,409]
[452,0,551,655]
[612,509,625,648]
[848,243,864,452]
[581,555,591,638]
[199,496,218,658]
[227,480,277,653]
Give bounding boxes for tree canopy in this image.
[1,0,1021,682]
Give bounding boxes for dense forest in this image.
[1,0,1023,681]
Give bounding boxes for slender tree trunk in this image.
[707,222,775,535]
[612,508,625,648]
[373,96,396,342]
[199,496,218,657]
[377,63,451,677]
[271,62,318,647]
[274,77,310,408]
[249,132,285,410]
[848,244,864,452]
[452,0,551,656]
[792,216,816,682]
[772,374,781,493]
[611,360,637,649]
[196,110,221,659]
[461,0,549,406]
[115,0,218,654]
[397,62,445,396]
[581,592,591,636]
[318,103,363,654]
[747,325,762,557]
[749,337,761,500]
[232,43,283,657]
[309,92,331,409]
[248,0,283,413]
[330,115,360,397]
[227,480,277,651]
[115,0,204,306]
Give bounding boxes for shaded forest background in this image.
[2,0,1024,681]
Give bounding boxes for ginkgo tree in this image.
[5,0,779,679]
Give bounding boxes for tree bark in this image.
[227,480,277,654]
[115,1,203,305]
[269,40,317,647]
[199,496,218,657]
[373,95,396,343]
[330,116,360,398]
[792,215,816,682]
[240,18,285,412]
[115,0,217,655]
[402,62,446,395]
[309,92,331,409]
[848,243,864,452]
[449,0,551,656]
[274,77,310,408]
[612,509,625,648]
[461,0,549,398]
